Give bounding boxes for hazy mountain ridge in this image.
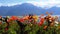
[0,3,60,16]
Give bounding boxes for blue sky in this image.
[0,0,37,3]
[0,0,48,4]
[0,0,60,8]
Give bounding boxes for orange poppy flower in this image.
[58,26,60,29]
[50,23,54,26]
[23,16,29,20]
[41,14,44,16]
[46,12,49,14]
[44,26,47,30]
[11,16,18,20]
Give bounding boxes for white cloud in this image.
[26,0,60,8]
[0,0,60,9]
[0,3,22,7]
[7,3,22,6]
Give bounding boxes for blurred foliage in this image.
[0,20,60,34]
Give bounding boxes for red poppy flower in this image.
[38,18,44,26]
[19,18,24,22]
[0,16,2,18]
[38,22,43,26]
[7,19,10,22]
[8,18,13,21]
[41,18,44,22]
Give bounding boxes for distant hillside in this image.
[0,3,60,16]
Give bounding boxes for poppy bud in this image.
[0,21,2,25]
[46,12,49,14]
[5,28,8,31]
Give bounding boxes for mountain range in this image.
[0,3,60,16]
